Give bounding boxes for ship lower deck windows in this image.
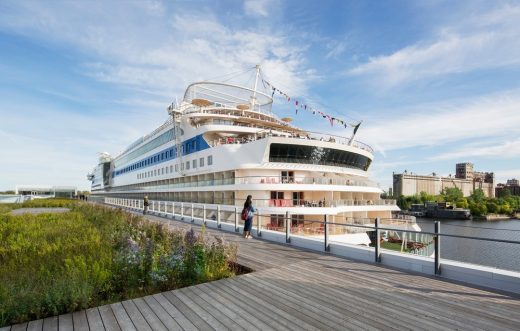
[200,157,204,167]
[193,159,197,168]
[186,161,190,170]
[208,155,213,166]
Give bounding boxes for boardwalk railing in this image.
[104,197,520,294]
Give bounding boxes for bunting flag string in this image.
[263,79,361,130]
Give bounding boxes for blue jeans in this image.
[244,217,253,231]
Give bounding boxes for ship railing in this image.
[331,199,397,207]
[206,129,373,153]
[104,196,520,276]
[251,199,396,208]
[107,175,380,192]
[235,175,378,187]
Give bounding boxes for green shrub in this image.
[0,204,237,326]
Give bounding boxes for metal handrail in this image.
[104,197,520,276]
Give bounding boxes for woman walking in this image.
[242,195,256,239]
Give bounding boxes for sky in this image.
[0,0,519,192]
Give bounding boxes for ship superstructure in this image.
[88,67,412,245]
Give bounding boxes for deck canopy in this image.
[183,81,273,115]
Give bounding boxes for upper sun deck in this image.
[181,81,374,154]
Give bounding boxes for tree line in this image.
[395,188,520,216]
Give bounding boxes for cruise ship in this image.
[88,66,416,245]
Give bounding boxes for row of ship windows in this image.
[115,138,204,177]
[137,156,213,180]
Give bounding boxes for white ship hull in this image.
[88,73,409,245]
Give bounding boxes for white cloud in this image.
[325,41,346,60]
[348,3,520,87]
[429,139,520,161]
[356,90,520,151]
[244,0,273,17]
[0,1,311,97]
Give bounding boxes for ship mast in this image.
[250,64,261,112]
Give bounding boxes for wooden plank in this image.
[218,277,315,331]
[209,280,293,331]
[72,311,89,331]
[57,314,72,331]
[27,319,44,331]
[194,282,271,331]
[110,303,136,331]
[246,270,383,331]
[120,300,152,331]
[141,296,182,331]
[234,275,349,331]
[290,258,520,330]
[97,305,120,331]
[132,298,167,331]
[10,323,27,331]
[258,266,418,330]
[275,261,456,329]
[170,289,230,331]
[177,286,245,330]
[161,291,213,331]
[42,316,58,331]
[152,294,197,331]
[279,260,501,330]
[86,308,104,331]
[0,327,11,331]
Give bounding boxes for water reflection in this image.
[417,218,520,271]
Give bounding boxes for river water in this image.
[416,218,520,272]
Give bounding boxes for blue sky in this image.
[0,0,519,192]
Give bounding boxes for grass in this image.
[0,199,238,326]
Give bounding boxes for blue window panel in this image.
[112,134,210,176]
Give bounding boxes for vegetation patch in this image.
[0,200,238,326]
[396,188,520,217]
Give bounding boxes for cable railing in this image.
[105,197,520,276]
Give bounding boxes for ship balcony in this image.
[234,175,377,187]
[108,175,380,192]
[202,121,373,153]
[252,198,397,208]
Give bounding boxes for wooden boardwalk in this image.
[4,211,520,330]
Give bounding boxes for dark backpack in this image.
[241,207,249,221]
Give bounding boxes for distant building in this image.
[15,185,77,198]
[506,178,519,186]
[393,163,495,198]
[495,179,520,197]
[456,162,474,180]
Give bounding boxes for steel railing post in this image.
[375,217,381,263]
[435,221,441,275]
[217,205,221,228]
[324,214,329,252]
[203,205,206,225]
[257,212,262,237]
[234,207,238,232]
[180,202,184,220]
[191,203,194,223]
[286,211,291,243]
